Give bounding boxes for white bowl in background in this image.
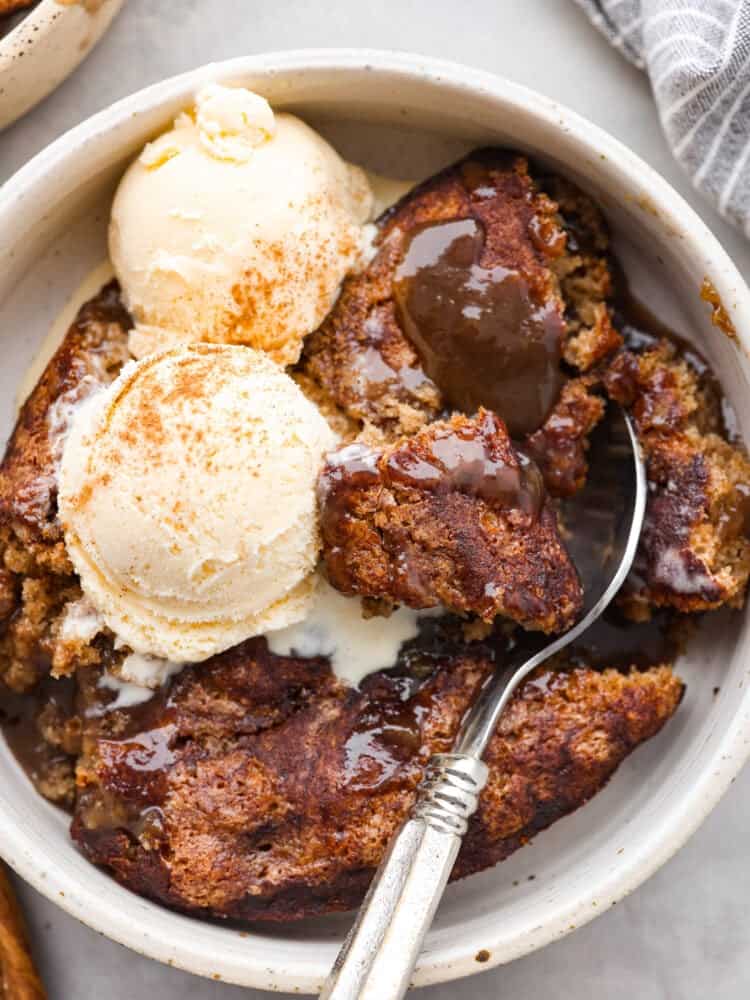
[0,0,125,131]
[1,50,749,994]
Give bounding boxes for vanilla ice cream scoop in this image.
[110,84,374,366]
[58,344,337,663]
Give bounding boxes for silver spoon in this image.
[321,406,646,1000]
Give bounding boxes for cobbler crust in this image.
[72,637,683,922]
[301,151,567,438]
[0,282,130,695]
[525,376,606,498]
[605,340,750,617]
[318,409,583,632]
[0,284,129,802]
[299,151,619,449]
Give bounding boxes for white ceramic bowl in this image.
[1,50,750,994]
[0,0,125,131]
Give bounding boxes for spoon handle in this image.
[320,753,488,1000]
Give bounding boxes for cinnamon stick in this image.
[0,865,45,1000]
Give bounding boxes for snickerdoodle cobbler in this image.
[1,87,748,923]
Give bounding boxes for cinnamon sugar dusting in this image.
[56,344,336,663]
[111,90,374,365]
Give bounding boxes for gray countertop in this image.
[2,1,749,997]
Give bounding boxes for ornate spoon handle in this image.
[320,753,488,1000]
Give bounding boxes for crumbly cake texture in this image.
[0,284,130,803]
[0,283,130,694]
[318,410,583,632]
[299,151,618,446]
[72,637,683,922]
[0,864,46,1000]
[301,150,566,438]
[525,376,605,498]
[543,174,624,372]
[605,340,750,618]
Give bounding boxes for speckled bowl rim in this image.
[0,0,125,131]
[1,48,750,993]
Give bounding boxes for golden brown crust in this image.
[300,151,621,444]
[71,639,683,923]
[318,410,583,632]
[0,281,130,542]
[301,150,569,439]
[605,340,750,616]
[460,662,682,876]
[0,865,46,1000]
[0,283,129,693]
[543,174,624,370]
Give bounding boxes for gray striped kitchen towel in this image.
[574,0,750,235]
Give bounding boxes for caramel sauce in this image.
[342,617,527,794]
[343,687,425,792]
[567,607,678,670]
[99,723,177,775]
[122,804,167,849]
[0,676,76,808]
[393,217,564,437]
[321,442,380,491]
[90,686,178,809]
[72,682,178,852]
[385,412,544,515]
[69,676,181,848]
[355,313,433,398]
[341,603,678,795]
[321,414,545,524]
